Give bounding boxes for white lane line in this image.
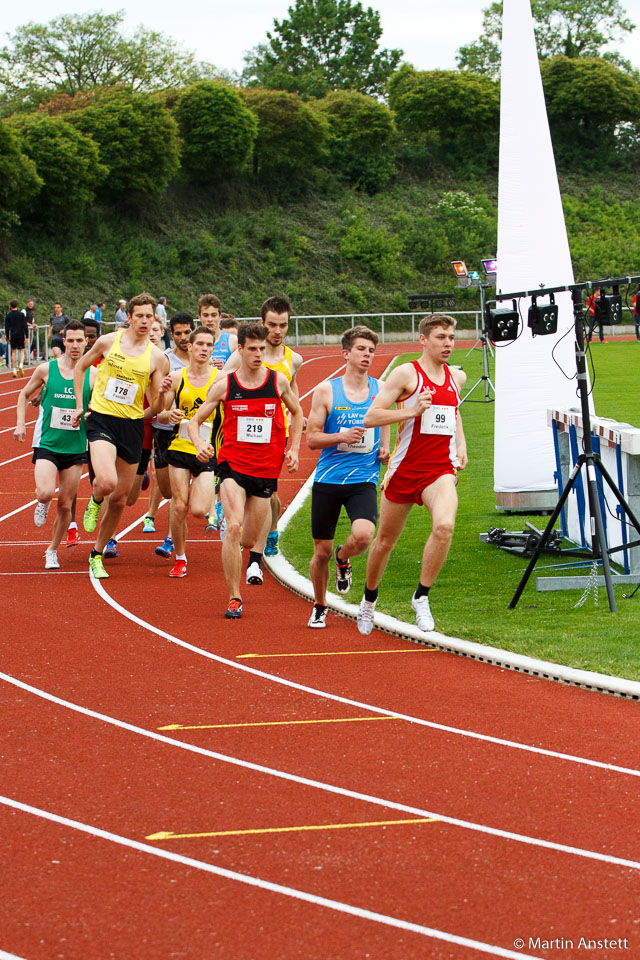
[3,670,639,872]
[0,472,88,524]
[0,419,34,435]
[115,500,169,540]
[299,364,345,402]
[0,949,30,960]
[0,571,86,576]
[0,452,32,468]
[89,578,640,781]
[0,795,560,960]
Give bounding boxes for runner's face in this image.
[263,311,289,346]
[148,322,163,345]
[240,337,266,369]
[344,337,376,370]
[190,334,214,362]
[129,305,155,335]
[172,324,193,351]
[63,330,86,360]
[421,325,455,362]
[84,328,98,350]
[199,306,220,331]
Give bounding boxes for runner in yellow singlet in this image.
[71,292,170,579]
[222,295,302,582]
[157,327,222,578]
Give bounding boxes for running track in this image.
[1,345,639,960]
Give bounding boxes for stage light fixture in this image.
[486,300,519,341]
[452,261,468,278]
[599,292,622,324]
[481,258,498,277]
[528,293,558,336]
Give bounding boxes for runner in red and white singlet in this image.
[356,314,468,637]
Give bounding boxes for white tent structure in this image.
[494,0,581,510]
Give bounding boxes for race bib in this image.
[337,426,374,454]
[104,377,138,406]
[50,406,79,431]
[238,416,272,444]
[420,404,455,436]
[178,418,211,443]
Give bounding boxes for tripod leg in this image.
[585,463,617,611]
[509,459,583,609]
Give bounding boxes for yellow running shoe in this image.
[89,553,109,579]
[83,495,102,532]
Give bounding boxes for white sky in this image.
[2,0,640,75]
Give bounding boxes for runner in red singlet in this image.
[356,314,468,636]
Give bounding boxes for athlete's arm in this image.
[155,370,181,425]
[188,375,227,461]
[71,333,114,426]
[221,349,241,374]
[363,364,429,427]
[278,373,302,473]
[306,380,365,449]
[14,363,48,441]
[148,348,171,413]
[378,422,391,464]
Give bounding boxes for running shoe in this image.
[264,531,279,556]
[357,597,377,636]
[142,516,155,533]
[308,605,328,629]
[65,526,80,547]
[204,517,217,535]
[34,501,51,527]
[169,559,188,578]
[246,561,263,585]
[225,598,243,619]
[103,538,119,559]
[141,471,151,491]
[411,593,435,632]
[89,553,109,579]
[155,536,174,558]
[335,546,352,594]
[44,548,60,570]
[83,495,102,533]
[18,365,24,377]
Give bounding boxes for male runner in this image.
[159,328,221,577]
[356,315,468,635]
[197,294,238,369]
[306,326,389,628]
[189,322,302,619]
[14,321,95,569]
[71,293,168,579]
[5,300,28,377]
[222,296,303,574]
[146,312,195,554]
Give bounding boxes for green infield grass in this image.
[281,336,640,681]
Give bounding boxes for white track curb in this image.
[265,472,640,701]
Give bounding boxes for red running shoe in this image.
[225,598,243,619]
[65,527,80,547]
[169,559,187,578]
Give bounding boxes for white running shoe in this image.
[411,593,435,632]
[34,501,51,527]
[246,561,263,585]
[308,605,328,629]
[357,597,377,635]
[44,548,60,570]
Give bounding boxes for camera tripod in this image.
[460,283,495,405]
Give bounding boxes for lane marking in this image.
[2,671,639,872]
[299,364,345,401]
[89,578,640,780]
[0,571,87,576]
[0,452,32,468]
[145,816,440,841]
[0,950,30,960]
[158,716,399,731]
[0,794,546,959]
[0,419,35,435]
[237,648,438,659]
[0,471,88,524]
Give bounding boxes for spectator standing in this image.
[49,303,71,358]
[23,299,37,358]
[632,286,640,342]
[83,304,97,323]
[156,297,167,325]
[5,299,29,376]
[95,302,104,327]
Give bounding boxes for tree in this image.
[242,0,402,99]
[0,121,41,231]
[174,81,257,183]
[456,0,636,77]
[68,89,180,200]
[243,89,327,181]
[388,67,500,173]
[314,90,395,191]
[541,56,640,167]
[0,10,218,112]
[8,114,107,219]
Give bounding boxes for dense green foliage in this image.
[243,89,327,182]
[175,81,257,183]
[242,0,402,98]
[314,90,395,192]
[0,122,41,232]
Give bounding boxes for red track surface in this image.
[1,345,639,960]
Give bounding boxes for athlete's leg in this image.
[168,465,191,557]
[89,439,119,500]
[219,478,248,600]
[190,471,216,520]
[50,465,82,551]
[364,493,413,591]
[94,459,138,552]
[419,474,458,587]
[34,458,58,505]
[339,518,376,562]
[310,538,333,607]
[127,473,144,507]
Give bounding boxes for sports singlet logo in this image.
[264,403,276,417]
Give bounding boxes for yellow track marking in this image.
[237,648,437,659]
[146,817,440,841]
[158,715,399,731]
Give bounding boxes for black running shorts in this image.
[86,411,144,465]
[311,481,378,541]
